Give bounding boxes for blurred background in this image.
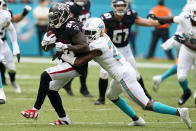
[7,0,186,58]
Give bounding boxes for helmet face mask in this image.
[0,0,7,10]
[48,3,70,28]
[83,18,105,43]
[112,0,128,16]
[74,0,88,6]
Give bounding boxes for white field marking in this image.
[18,57,176,69]
[0,121,196,126]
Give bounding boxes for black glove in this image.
[52,51,63,61]
[147,14,158,20]
[174,34,185,44]
[16,54,20,63]
[22,5,32,16]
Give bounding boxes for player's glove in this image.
[55,42,68,52]
[22,5,32,16]
[147,14,158,20]
[41,33,57,47]
[174,34,186,44]
[52,51,63,61]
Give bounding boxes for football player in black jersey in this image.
[63,0,92,97]
[0,0,31,92]
[21,3,91,125]
[95,0,161,105]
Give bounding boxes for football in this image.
[41,30,56,52]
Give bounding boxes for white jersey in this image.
[0,10,11,30]
[174,14,196,43]
[89,33,129,81]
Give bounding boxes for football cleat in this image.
[152,75,162,92]
[11,82,21,94]
[0,88,6,104]
[178,108,192,129]
[20,109,40,119]
[178,89,192,105]
[80,88,92,97]
[49,117,71,125]
[94,98,105,105]
[128,117,146,126]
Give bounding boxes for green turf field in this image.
[0,58,195,131]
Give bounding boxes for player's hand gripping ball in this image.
[41,30,56,52]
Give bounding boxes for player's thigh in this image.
[99,67,109,79]
[118,45,140,79]
[177,45,193,80]
[120,68,149,108]
[107,79,122,100]
[46,62,80,91]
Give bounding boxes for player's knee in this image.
[178,75,187,82]
[106,92,118,101]
[7,69,16,73]
[41,71,52,82]
[100,71,108,79]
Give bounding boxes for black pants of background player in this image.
[36,24,54,56]
[63,67,92,97]
[147,28,174,60]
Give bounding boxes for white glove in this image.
[41,33,57,46]
[22,5,32,16]
[55,42,68,52]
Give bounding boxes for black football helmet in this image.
[74,0,88,6]
[0,0,8,10]
[48,3,71,28]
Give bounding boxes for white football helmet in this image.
[0,0,7,10]
[74,0,88,6]
[112,0,128,16]
[187,0,196,4]
[83,17,105,43]
[190,3,196,21]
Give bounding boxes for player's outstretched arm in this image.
[184,41,196,51]
[12,5,32,23]
[135,17,160,26]
[61,50,102,66]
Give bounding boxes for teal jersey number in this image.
[107,40,121,61]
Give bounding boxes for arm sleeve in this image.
[7,22,20,55]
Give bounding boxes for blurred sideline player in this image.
[63,0,92,97]
[0,0,31,94]
[95,0,152,105]
[21,3,91,125]
[0,3,21,104]
[152,0,196,105]
[59,17,192,129]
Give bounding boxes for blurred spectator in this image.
[147,0,174,60]
[21,0,32,3]
[33,0,50,56]
[8,0,17,3]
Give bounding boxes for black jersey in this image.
[65,1,90,25]
[100,9,138,48]
[49,20,88,75]
[0,9,13,41]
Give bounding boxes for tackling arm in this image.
[61,50,102,66]
[135,17,160,26]
[67,32,90,53]
[184,41,196,51]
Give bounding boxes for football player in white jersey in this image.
[0,0,31,94]
[59,17,192,128]
[151,1,196,105]
[0,6,20,104]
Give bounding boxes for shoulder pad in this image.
[66,21,81,31]
[101,12,112,20]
